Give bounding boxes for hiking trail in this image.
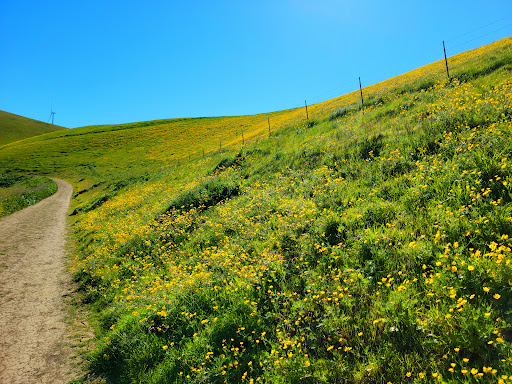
[0,179,77,384]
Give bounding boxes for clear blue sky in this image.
[1,0,511,128]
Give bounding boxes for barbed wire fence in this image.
[167,20,511,170]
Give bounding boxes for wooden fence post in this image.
[359,77,364,108]
[443,41,450,79]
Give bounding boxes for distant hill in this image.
[0,110,67,147]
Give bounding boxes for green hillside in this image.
[0,110,67,147]
[1,37,512,383]
[0,174,57,218]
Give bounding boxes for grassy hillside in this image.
[2,37,512,383]
[1,38,509,186]
[0,110,67,147]
[0,174,57,218]
[1,37,511,218]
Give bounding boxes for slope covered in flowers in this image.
[60,38,512,383]
[0,39,510,189]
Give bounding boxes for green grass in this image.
[0,174,58,218]
[1,37,512,383]
[0,110,67,147]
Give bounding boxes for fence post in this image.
[268,116,271,136]
[359,77,364,108]
[443,41,450,79]
[305,100,309,121]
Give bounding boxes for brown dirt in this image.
[0,179,78,384]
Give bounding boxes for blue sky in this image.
[1,0,511,128]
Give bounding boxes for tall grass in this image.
[0,174,58,217]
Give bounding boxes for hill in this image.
[0,110,67,147]
[0,174,57,218]
[1,37,512,383]
[0,38,510,198]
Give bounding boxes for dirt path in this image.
[0,179,76,384]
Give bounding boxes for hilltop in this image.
[0,110,67,147]
[0,38,510,194]
[1,37,512,383]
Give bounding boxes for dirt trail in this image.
[0,179,76,384]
